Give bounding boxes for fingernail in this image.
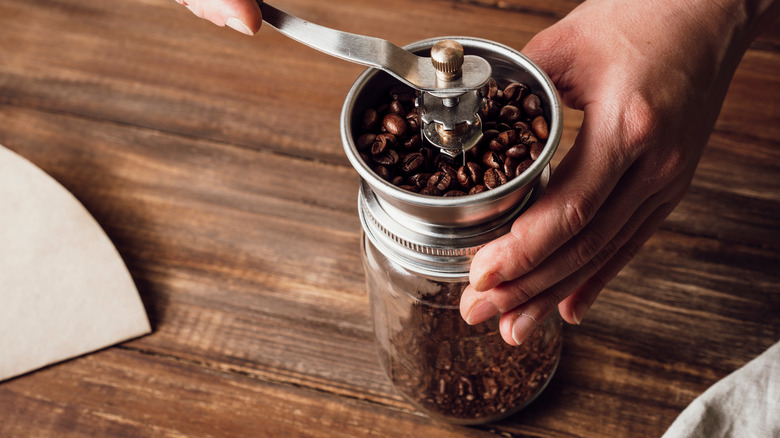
[511,313,537,346]
[572,301,588,325]
[475,272,503,292]
[466,300,498,325]
[226,17,254,35]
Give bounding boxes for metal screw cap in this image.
[430,40,464,81]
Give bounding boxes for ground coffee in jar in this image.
[341,37,564,424]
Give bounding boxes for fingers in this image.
[176,0,263,35]
[468,109,630,293]
[494,200,678,346]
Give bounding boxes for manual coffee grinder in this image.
[262,4,564,424]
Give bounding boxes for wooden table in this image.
[1,0,778,436]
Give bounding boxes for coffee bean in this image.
[383,113,408,137]
[408,173,432,190]
[398,184,418,192]
[403,133,422,149]
[469,185,487,195]
[483,168,508,189]
[363,109,379,129]
[532,115,549,140]
[406,110,421,131]
[506,144,528,159]
[457,162,483,188]
[516,127,538,146]
[499,105,522,124]
[388,99,406,115]
[483,77,498,100]
[374,165,393,180]
[371,133,396,155]
[356,133,376,151]
[497,130,516,147]
[482,129,500,142]
[418,186,441,196]
[512,121,531,131]
[401,152,425,173]
[523,94,544,118]
[516,159,534,176]
[391,175,404,186]
[530,142,545,160]
[504,156,519,179]
[503,82,528,103]
[428,171,453,192]
[482,150,504,170]
[373,148,399,166]
[443,190,467,197]
[488,139,506,153]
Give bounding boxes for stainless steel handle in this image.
[260,3,490,95]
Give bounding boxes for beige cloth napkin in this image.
[0,144,151,381]
[663,340,780,438]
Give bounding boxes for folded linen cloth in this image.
[663,340,780,438]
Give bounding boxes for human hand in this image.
[460,0,779,345]
[175,0,262,35]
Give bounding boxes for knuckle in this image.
[569,228,607,271]
[561,191,597,237]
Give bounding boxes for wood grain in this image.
[0,0,778,436]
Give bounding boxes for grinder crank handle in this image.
[258,2,490,96]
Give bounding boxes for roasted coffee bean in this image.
[363,109,379,129]
[523,94,544,118]
[371,133,396,155]
[506,144,528,159]
[356,133,376,151]
[482,129,500,142]
[512,120,531,131]
[383,113,408,137]
[530,142,545,160]
[488,139,506,153]
[418,186,441,196]
[497,130,516,147]
[388,99,406,115]
[483,77,498,100]
[439,163,459,182]
[443,190,467,197]
[469,184,487,195]
[503,82,528,103]
[397,184,418,192]
[504,156,519,179]
[532,115,549,140]
[499,105,522,124]
[427,171,453,192]
[406,110,421,130]
[482,150,504,170]
[483,168,508,189]
[374,165,393,181]
[403,133,422,149]
[407,173,431,190]
[481,99,500,122]
[401,152,425,173]
[373,149,399,166]
[516,127,538,145]
[391,175,404,186]
[516,159,534,176]
[457,162,483,188]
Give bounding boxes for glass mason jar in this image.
[362,233,563,424]
[341,37,564,424]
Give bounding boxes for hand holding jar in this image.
[460,0,780,345]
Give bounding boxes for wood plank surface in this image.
[1,0,778,437]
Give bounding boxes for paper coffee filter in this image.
[0,144,151,381]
